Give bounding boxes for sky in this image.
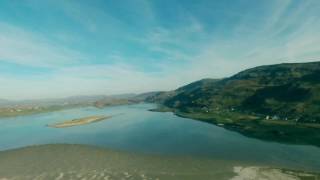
[0,0,319,100]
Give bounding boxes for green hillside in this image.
[164,62,320,122]
[146,61,320,146]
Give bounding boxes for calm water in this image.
[0,103,320,172]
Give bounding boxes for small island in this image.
[48,115,111,128]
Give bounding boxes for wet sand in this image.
[0,144,319,180]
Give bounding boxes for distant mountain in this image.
[0,94,137,108]
[148,61,320,123]
[134,91,164,101]
[0,94,140,118]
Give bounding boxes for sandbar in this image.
[48,115,111,128]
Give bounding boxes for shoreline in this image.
[0,102,142,120]
[150,106,320,147]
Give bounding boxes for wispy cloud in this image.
[0,22,85,68]
[181,0,320,77]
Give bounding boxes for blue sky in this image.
[0,0,319,99]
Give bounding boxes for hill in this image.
[150,62,320,123]
[146,61,320,146]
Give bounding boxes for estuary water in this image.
[0,103,319,172]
